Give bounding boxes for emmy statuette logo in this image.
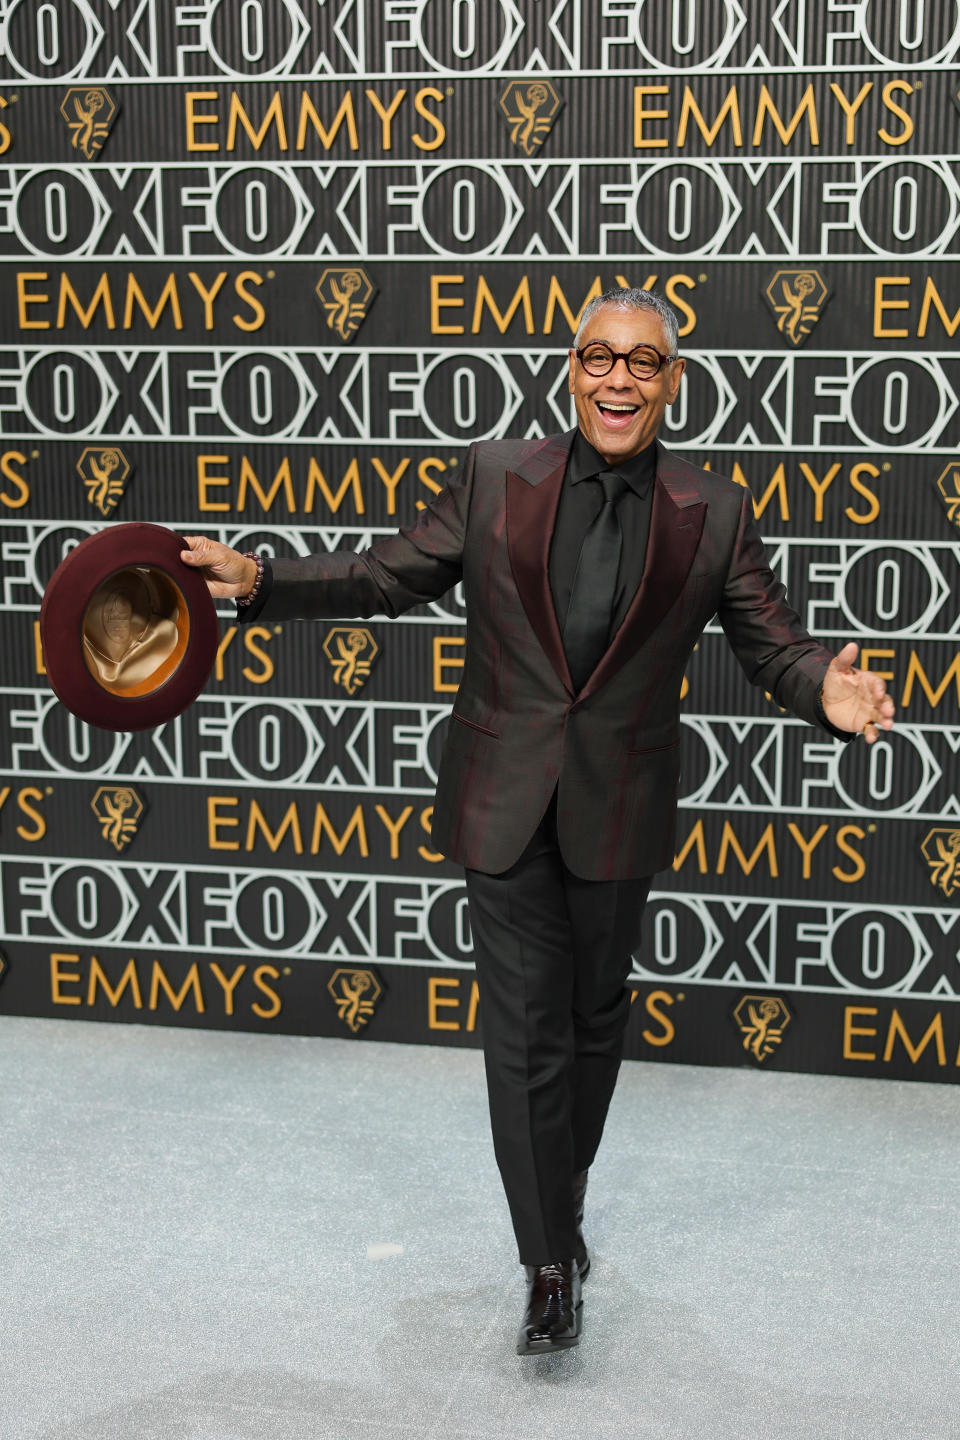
[91,785,145,853]
[327,968,383,1034]
[322,626,379,695]
[499,80,563,155]
[77,447,132,517]
[921,829,960,899]
[763,270,829,346]
[315,268,377,341]
[934,463,960,531]
[60,87,118,159]
[732,995,792,1063]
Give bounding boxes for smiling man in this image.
[181,287,894,1356]
[569,296,685,457]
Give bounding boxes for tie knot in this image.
[596,469,628,506]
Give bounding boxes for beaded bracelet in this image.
[237,551,264,608]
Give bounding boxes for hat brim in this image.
[40,523,219,732]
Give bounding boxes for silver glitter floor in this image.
[1,1015,958,1440]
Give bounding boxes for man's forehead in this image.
[581,333,662,348]
[579,305,670,346]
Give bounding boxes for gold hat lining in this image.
[82,567,190,698]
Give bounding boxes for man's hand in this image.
[180,536,257,599]
[821,641,895,743]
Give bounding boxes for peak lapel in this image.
[505,430,576,695]
[578,452,706,701]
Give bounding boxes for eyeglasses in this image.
[575,342,677,379]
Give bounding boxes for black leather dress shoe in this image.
[516,1260,582,1354]
[573,1169,590,1281]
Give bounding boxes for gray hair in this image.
[573,287,679,354]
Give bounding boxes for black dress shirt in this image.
[548,430,657,638]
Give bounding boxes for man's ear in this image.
[667,357,686,403]
[567,349,576,393]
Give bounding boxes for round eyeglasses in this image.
[575,342,676,380]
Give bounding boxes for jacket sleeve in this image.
[238,445,475,623]
[717,487,843,730]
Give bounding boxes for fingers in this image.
[866,678,895,722]
[180,535,211,565]
[177,534,250,597]
[866,673,887,706]
[862,695,896,742]
[180,535,235,565]
[179,535,239,575]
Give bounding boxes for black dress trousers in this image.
[465,792,651,1266]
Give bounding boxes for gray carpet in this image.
[0,1015,957,1440]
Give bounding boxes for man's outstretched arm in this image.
[180,445,474,621]
[718,487,895,745]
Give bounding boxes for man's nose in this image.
[607,356,635,380]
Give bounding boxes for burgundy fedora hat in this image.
[40,523,219,732]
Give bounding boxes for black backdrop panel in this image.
[1,0,958,1083]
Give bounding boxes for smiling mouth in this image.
[596,401,639,419]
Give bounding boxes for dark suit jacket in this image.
[252,430,837,880]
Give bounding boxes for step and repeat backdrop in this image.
[0,0,958,1082]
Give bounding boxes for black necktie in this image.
[562,469,628,691]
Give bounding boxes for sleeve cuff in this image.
[815,684,857,743]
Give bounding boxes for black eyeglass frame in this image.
[574,342,678,378]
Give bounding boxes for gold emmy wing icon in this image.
[77,447,131,517]
[59,87,118,159]
[314,267,377,341]
[499,80,563,155]
[90,785,144,853]
[935,462,960,531]
[763,269,829,346]
[921,828,960,899]
[327,968,382,1034]
[322,626,379,695]
[732,995,792,1063]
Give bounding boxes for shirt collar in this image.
[568,430,656,497]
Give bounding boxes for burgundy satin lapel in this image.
[506,462,573,694]
[578,479,706,701]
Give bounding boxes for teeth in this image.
[598,403,637,413]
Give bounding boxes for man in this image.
[181,288,894,1356]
